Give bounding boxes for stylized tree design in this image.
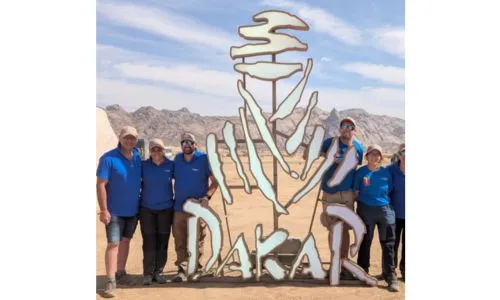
[201,10,375,286]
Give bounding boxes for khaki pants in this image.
[320,190,355,259]
[172,212,207,271]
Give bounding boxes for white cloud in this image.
[115,63,238,98]
[97,77,405,118]
[371,26,405,58]
[260,0,363,45]
[340,62,405,85]
[313,86,405,118]
[97,79,241,116]
[97,45,404,118]
[97,1,236,52]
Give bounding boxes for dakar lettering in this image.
[184,9,377,287]
[183,199,377,286]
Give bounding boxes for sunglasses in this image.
[151,147,164,152]
[181,140,195,146]
[340,124,355,130]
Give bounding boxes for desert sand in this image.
[95,156,405,300]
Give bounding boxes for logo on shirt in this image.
[381,177,388,181]
[192,168,200,172]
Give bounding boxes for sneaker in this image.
[143,275,153,286]
[102,278,116,298]
[116,270,133,286]
[388,280,400,292]
[190,270,203,281]
[172,269,187,283]
[375,274,384,281]
[153,273,167,284]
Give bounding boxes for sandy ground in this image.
[96,155,404,300]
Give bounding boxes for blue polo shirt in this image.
[174,151,212,212]
[354,165,392,207]
[140,158,175,210]
[96,147,142,217]
[388,162,405,219]
[320,138,364,194]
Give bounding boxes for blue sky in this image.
[97,0,405,118]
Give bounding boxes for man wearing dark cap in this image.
[317,117,364,280]
[172,132,219,282]
[96,126,142,297]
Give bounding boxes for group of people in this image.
[316,117,405,292]
[96,128,218,298]
[96,116,405,297]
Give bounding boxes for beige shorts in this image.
[320,190,355,228]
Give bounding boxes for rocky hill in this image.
[102,104,405,154]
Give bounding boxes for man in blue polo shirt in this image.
[172,132,219,282]
[317,117,364,280]
[96,126,142,298]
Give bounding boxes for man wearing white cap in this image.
[96,126,142,297]
[316,117,364,280]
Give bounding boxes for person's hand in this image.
[99,210,111,225]
[200,197,210,208]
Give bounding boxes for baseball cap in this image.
[149,138,166,150]
[119,126,138,139]
[180,132,196,143]
[340,117,357,128]
[366,144,383,156]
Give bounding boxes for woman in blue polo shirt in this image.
[354,144,399,292]
[388,143,405,281]
[139,138,175,285]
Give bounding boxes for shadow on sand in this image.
[96,271,403,297]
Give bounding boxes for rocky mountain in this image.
[102,104,405,154]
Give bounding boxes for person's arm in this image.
[207,174,219,198]
[353,169,362,200]
[96,178,111,224]
[201,160,219,207]
[303,138,329,160]
[96,157,111,224]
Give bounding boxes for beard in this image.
[183,148,194,155]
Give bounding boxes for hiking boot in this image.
[172,268,187,283]
[153,273,167,284]
[143,275,153,286]
[375,273,384,281]
[102,278,116,298]
[115,270,133,286]
[388,280,400,292]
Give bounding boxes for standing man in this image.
[316,117,364,280]
[96,126,142,298]
[172,132,219,282]
[388,143,405,281]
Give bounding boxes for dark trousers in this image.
[139,206,174,276]
[356,203,397,282]
[395,218,405,275]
